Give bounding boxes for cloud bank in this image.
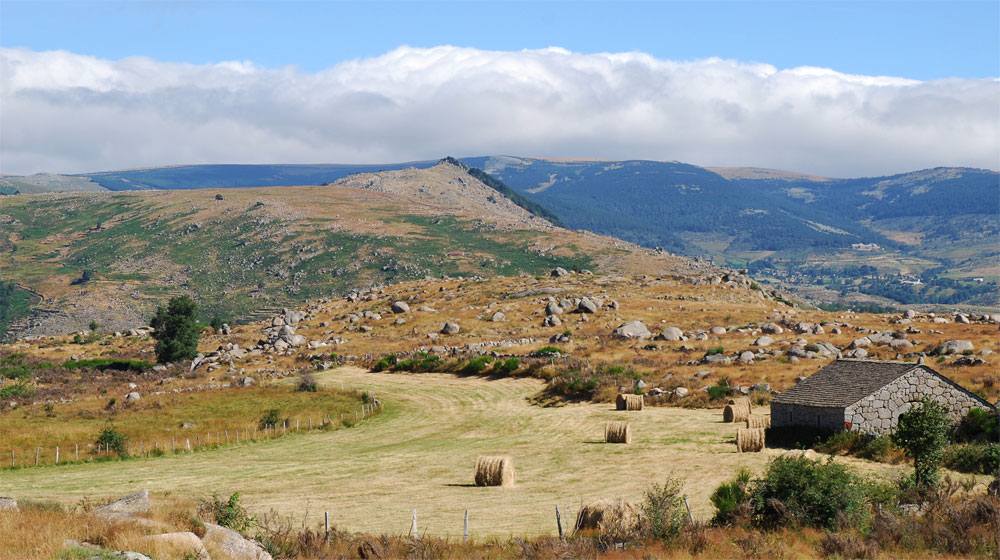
[1,46,997,176]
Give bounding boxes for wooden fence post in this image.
[35,447,39,466]
[464,510,469,543]
[56,446,59,464]
[684,497,694,525]
[325,512,329,543]
[412,509,418,539]
[10,449,14,467]
[556,505,563,540]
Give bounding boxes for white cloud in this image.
[1,45,997,176]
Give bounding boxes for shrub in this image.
[461,355,494,374]
[751,455,869,530]
[706,346,724,356]
[88,320,99,332]
[710,468,752,525]
[804,343,820,353]
[149,295,201,363]
[954,407,999,443]
[641,477,687,543]
[373,354,397,372]
[492,358,520,375]
[95,426,128,458]
[63,358,152,372]
[706,384,730,401]
[209,315,224,331]
[943,444,1000,475]
[296,373,318,392]
[259,409,281,428]
[536,346,562,355]
[199,492,255,533]
[0,378,34,398]
[892,397,950,487]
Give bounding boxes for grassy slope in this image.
[0,367,911,538]
[0,187,603,327]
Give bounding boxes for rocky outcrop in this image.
[612,321,651,340]
[202,523,272,560]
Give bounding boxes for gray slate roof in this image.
[772,360,921,408]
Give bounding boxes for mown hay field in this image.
[0,367,915,537]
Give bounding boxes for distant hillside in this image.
[464,157,999,308]
[6,156,996,309]
[0,164,701,340]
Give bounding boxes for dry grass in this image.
[0,367,928,538]
[0,385,364,466]
[605,421,632,444]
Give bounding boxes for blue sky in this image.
[3,1,997,80]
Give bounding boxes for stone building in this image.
[771,359,995,435]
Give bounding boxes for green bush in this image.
[150,295,201,364]
[492,358,520,375]
[209,315,225,331]
[295,374,318,392]
[95,426,129,458]
[954,407,999,443]
[706,346,724,356]
[751,455,869,530]
[259,409,281,428]
[373,354,397,372]
[804,343,820,353]
[817,431,902,463]
[0,379,34,399]
[63,358,152,372]
[461,355,494,375]
[706,385,730,401]
[943,444,1000,475]
[199,492,255,533]
[641,477,687,543]
[892,397,950,487]
[710,468,752,525]
[536,346,562,355]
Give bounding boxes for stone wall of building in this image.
[844,366,992,435]
[771,402,845,432]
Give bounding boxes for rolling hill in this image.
[0,160,708,340]
[4,156,997,310]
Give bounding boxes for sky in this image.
[1,1,998,176]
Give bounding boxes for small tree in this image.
[149,295,200,364]
[642,476,687,543]
[96,425,128,458]
[892,396,951,487]
[88,320,99,332]
[209,315,224,331]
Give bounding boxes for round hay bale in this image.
[474,455,515,487]
[616,393,644,411]
[605,421,632,444]
[736,427,765,452]
[745,415,771,429]
[723,402,750,423]
[728,397,752,413]
[574,498,640,538]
